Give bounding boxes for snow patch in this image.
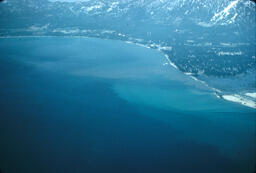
[222,94,256,109]
[245,93,256,99]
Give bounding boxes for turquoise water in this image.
[0,37,255,173]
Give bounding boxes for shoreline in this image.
[0,35,255,110]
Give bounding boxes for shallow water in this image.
[0,37,255,173]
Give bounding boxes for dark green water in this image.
[0,37,255,173]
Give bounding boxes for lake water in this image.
[0,37,255,173]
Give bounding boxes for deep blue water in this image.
[0,37,255,173]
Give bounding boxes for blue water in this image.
[0,37,255,173]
